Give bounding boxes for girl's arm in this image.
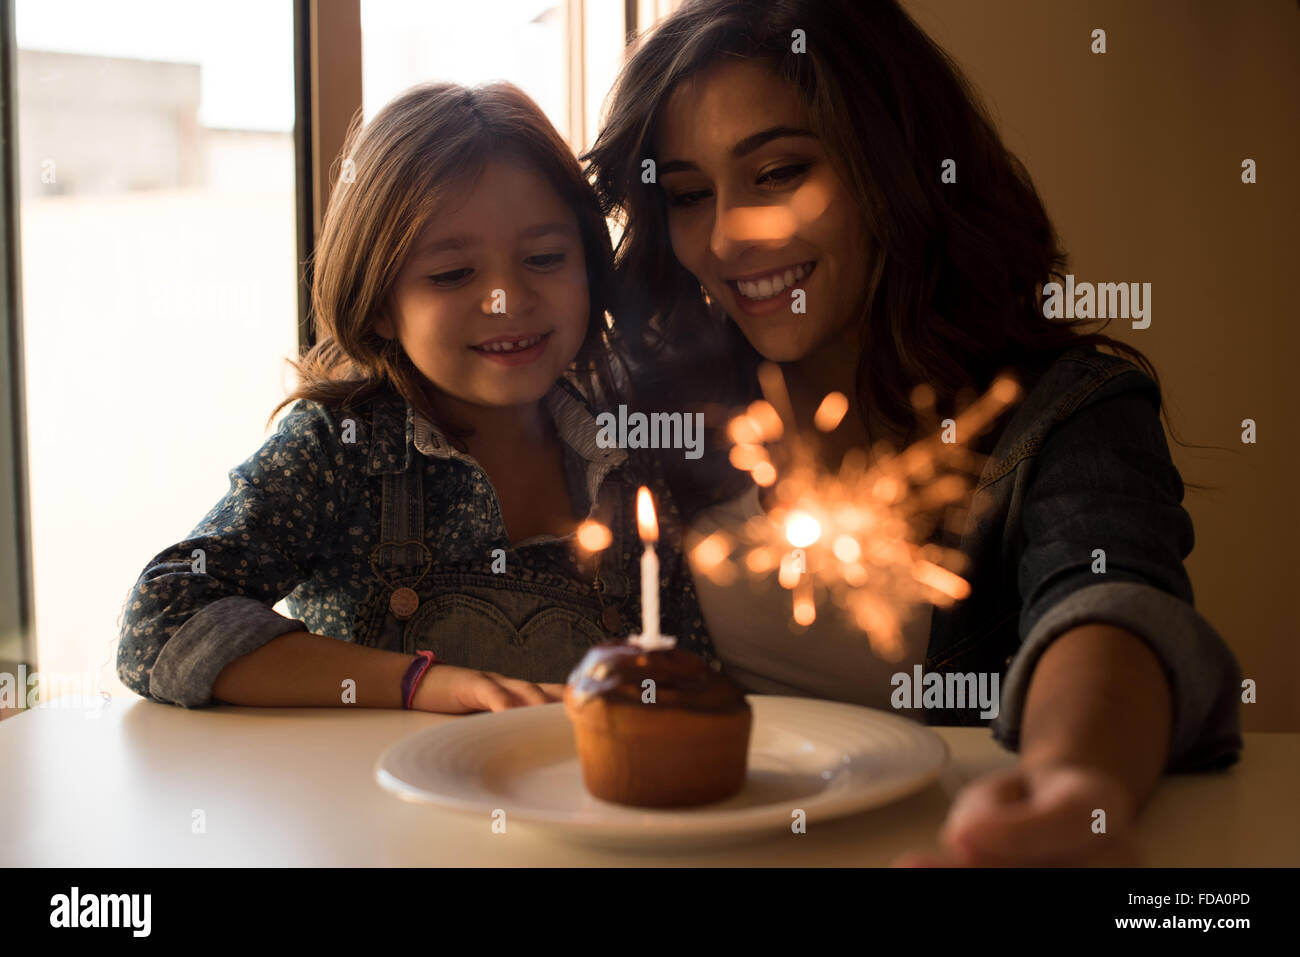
[211,630,562,712]
[120,398,562,713]
[210,630,416,707]
[117,399,347,707]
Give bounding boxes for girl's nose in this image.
[479,275,539,318]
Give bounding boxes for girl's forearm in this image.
[1017,622,1174,815]
[210,630,415,708]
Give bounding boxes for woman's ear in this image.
[375,315,395,340]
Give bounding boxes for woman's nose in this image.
[709,210,742,263]
[710,200,797,262]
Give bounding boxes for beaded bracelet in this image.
[401,650,438,710]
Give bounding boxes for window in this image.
[360,0,629,153]
[13,0,298,701]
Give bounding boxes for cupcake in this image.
[563,641,752,808]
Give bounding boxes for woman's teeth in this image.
[474,334,544,353]
[735,262,815,301]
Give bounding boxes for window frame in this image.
[297,0,637,344]
[295,0,362,353]
[0,0,33,684]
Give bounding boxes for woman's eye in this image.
[759,163,812,186]
[526,253,566,268]
[667,189,711,208]
[429,268,472,286]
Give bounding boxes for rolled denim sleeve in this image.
[117,400,347,708]
[990,382,1243,772]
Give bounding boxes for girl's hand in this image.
[410,662,564,714]
[892,762,1143,867]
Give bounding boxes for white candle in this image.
[641,543,658,639]
[633,487,674,650]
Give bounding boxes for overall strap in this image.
[372,459,428,581]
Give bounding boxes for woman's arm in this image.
[994,383,1241,774]
[1018,622,1173,813]
[897,622,1173,865]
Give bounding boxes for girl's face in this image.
[655,59,874,363]
[379,159,590,411]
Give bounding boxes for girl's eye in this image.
[526,253,566,268]
[668,189,711,208]
[429,268,472,286]
[759,163,812,186]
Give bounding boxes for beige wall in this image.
[900,0,1299,731]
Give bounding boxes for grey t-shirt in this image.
[687,485,932,709]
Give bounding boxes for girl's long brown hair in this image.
[271,81,624,433]
[583,0,1222,509]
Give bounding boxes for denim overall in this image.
[350,440,634,685]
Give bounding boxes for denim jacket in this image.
[116,378,716,707]
[924,345,1242,773]
[660,342,1242,774]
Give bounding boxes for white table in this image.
[2,697,1295,866]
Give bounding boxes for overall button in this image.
[389,587,420,619]
[601,605,622,634]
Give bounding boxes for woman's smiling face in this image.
[655,58,874,363]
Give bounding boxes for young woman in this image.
[584,0,1242,864]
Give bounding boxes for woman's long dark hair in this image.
[584,0,1218,511]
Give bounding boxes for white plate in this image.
[375,695,948,850]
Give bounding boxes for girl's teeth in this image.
[479,335,541,353]
[736,262,813,300]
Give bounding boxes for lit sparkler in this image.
[690,363,1022,661]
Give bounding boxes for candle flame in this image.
[636,486,659,543]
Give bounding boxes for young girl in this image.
[117,82,716,714]
[584,0,1242,864]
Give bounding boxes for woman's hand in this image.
[410,663,564,714]
[892,761,1143,866]
[894,623,1172,866]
